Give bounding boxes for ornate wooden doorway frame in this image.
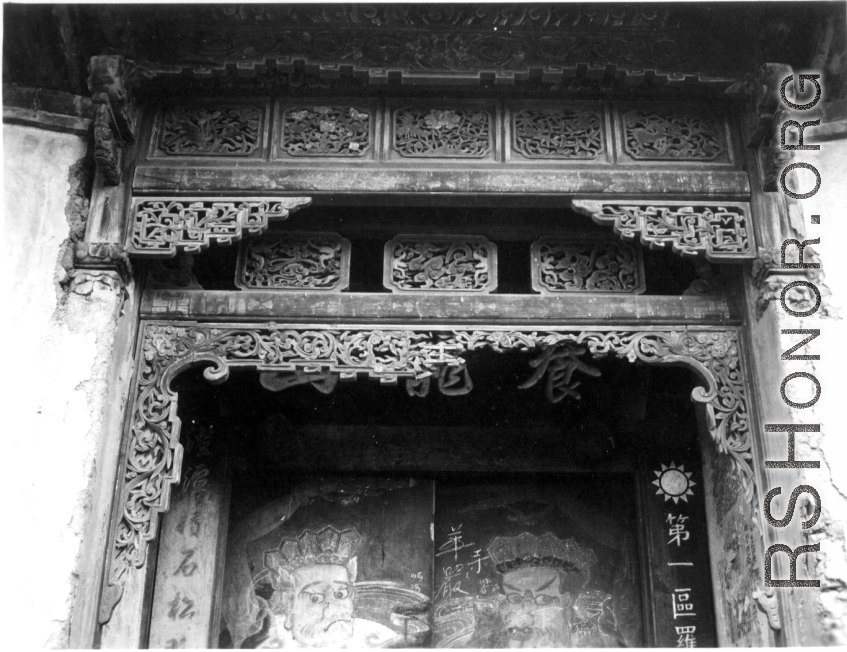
[97,320,765,647]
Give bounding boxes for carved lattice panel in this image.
[151,102,267,158]
[571,200,755,262]
[276,103,374,158]
[510,105,605,160]
[390,103,495,159]
[127,197,311,257]
[236,231,351,291]
[531,237,645,294]
[383,234,497,294]
[616,106,728,162]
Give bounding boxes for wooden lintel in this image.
[142,290,739,326]
[133,166,750,199]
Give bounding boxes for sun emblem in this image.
[652,462,695,503]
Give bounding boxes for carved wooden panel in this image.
[126,197,311,257]
[151,102,268,158]
[571,200,755,262]
[277,103,374,158]
[389,103,496,160]
[615,105,729,163]
[235,231,351,291]
[383,235,497,294]
[531,237,645,294]
[509,105,605,160]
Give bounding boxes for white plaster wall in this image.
[796,140,847,644]
[1,123,123,648]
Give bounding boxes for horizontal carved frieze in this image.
[236,231,351,291]
[126,197,312,257]
[531,237,645,294]
[384,234,497,293]
[572,200,755,262]
[142,99,736,169]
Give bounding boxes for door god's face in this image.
[286,563,355,647]
[498,566,570,648]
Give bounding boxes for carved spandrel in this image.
[571,200,755,262]
[392,106,493,158]
[236,232,351,291]
[531,237,645,294]
[280,105,371,157]
[383,235,497,293]
[126,197,312,257]
[155,104,264,157]
[620,109,725,161]
[512,107,604,159]
[99,323,757,627]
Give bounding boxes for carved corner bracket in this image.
[99,323,757,624]
[70,242,133,296]
[125,197,313,257]
[571,199,756,262]
[88,55,137,186]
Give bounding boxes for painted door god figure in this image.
[486,533,597,648]
[261,526,397,648]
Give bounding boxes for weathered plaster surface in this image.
[796,142,847,645]
[749,140,847,646]
[2,123,124,648]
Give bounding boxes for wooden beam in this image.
[142,290,740,325]
[133,166,751,199]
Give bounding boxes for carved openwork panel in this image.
[236,231,351,291]
[383,234,497,293]
[619,108,726,161]
[531,237,645,294]
[511,106,604,160]
[278,104,372,157]
[126,197,312,257]
[572,200,755,262]
[391,105,494,159]
[152,103,266,158]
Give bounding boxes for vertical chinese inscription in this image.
[384,235,497,293]
[393,107,492,158]
[531,237,645,294]
[236,232,351,291]
[157,105,263,157]
[622,109,724,160]
[280,106,371,156]
[148,426,228,648]
[512,108,603,159]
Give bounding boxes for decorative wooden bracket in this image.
[571,199,756,262]
[125,197,313,258]
[88,55,137,186]
[99,323,757,624]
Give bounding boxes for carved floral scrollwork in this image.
[127,197,312,257]
[281,106,371,156]
[384,235,497,293]
[158,105,263,156]
[531,237,645,294]
[512,108,603,159]
[100,323,756,623]
[622,109,724,160]
[236,232,350,291]
[571,200,755,262]
[394,107,492,157]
